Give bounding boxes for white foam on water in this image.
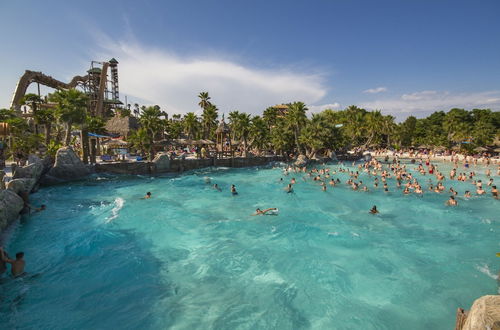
[106,197,125,223]
[476,264,499,280]
[253,271,285,285]
[481,218,492,224]
[328,231,339,236]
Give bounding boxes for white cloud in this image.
[309,102,342,114]
[363,86,387,94]
[360,90,500,118]
[95,39,327,116]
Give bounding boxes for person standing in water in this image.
[230,184,238,195]
[0,248,25,277]
[370,205,379,214]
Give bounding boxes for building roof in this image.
[105,115,139,136]
[215,120,230,134]
[87,67,102,74]
[108,58,119,64]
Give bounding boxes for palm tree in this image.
[249,115,269,151]
[228,110,240,140]
[285,102,308,154]
[263,106,279,133]
[202,104,218,139]
[20,93,43,135]
[363,110,384,147]
[49,89,88,147]
[34,108,55,146]
[198,92,212,110]
[233,112,251,156]
[128,128,150,158]
[183,112,199,139]
[139,106,163,160]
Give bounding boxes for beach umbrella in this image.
[474,146,488,152]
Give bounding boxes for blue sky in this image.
[1,0,499,120]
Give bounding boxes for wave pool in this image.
[1,161,499,329]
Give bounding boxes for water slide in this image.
[10,70,88,110]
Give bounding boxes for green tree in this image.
[183,112,199,139]
[198,92,212,110]
[249,115,269,151]
[233,112,251,156]
[49,89,88,147]
[139,106,163,160]
[202,104,218,139]
[286,101,308,154]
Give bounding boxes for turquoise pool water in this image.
[1,161,499,329]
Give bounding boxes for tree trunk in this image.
[90,138,97,163]
[149,139,155,161]
[294,128,301,155]
[64,121,73,146]
[81,128,89,164]
[45,123,52,146]
[243,136,248,157]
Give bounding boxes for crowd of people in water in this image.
[277,154,497,212]
[2,153,497,278]
[142,154,498,216]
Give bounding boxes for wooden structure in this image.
[215,118,233,158]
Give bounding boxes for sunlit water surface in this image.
[1,161,499,329]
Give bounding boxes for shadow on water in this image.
[0,226,174,330]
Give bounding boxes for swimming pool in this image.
[1,161,498,329]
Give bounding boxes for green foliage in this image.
[46,140,63,157]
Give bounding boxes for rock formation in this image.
[0,189,24,231]
[152,152,171,172]
[40,147,92,185]
[462,295,500,330]
[294,154,309,167]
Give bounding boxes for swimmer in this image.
[230,184,238,195]
[0,248,25,277]
[290,178,296,184]
[213,184,222,192]
[446,196,458,206]
[369,205,379,214]
[285,184,294,193]
[491,186,498,199]
[252,208,278,216]
[28,204,46,213]
[464,190,471,198]
[476,187,486,195]
[143,192,152,199]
